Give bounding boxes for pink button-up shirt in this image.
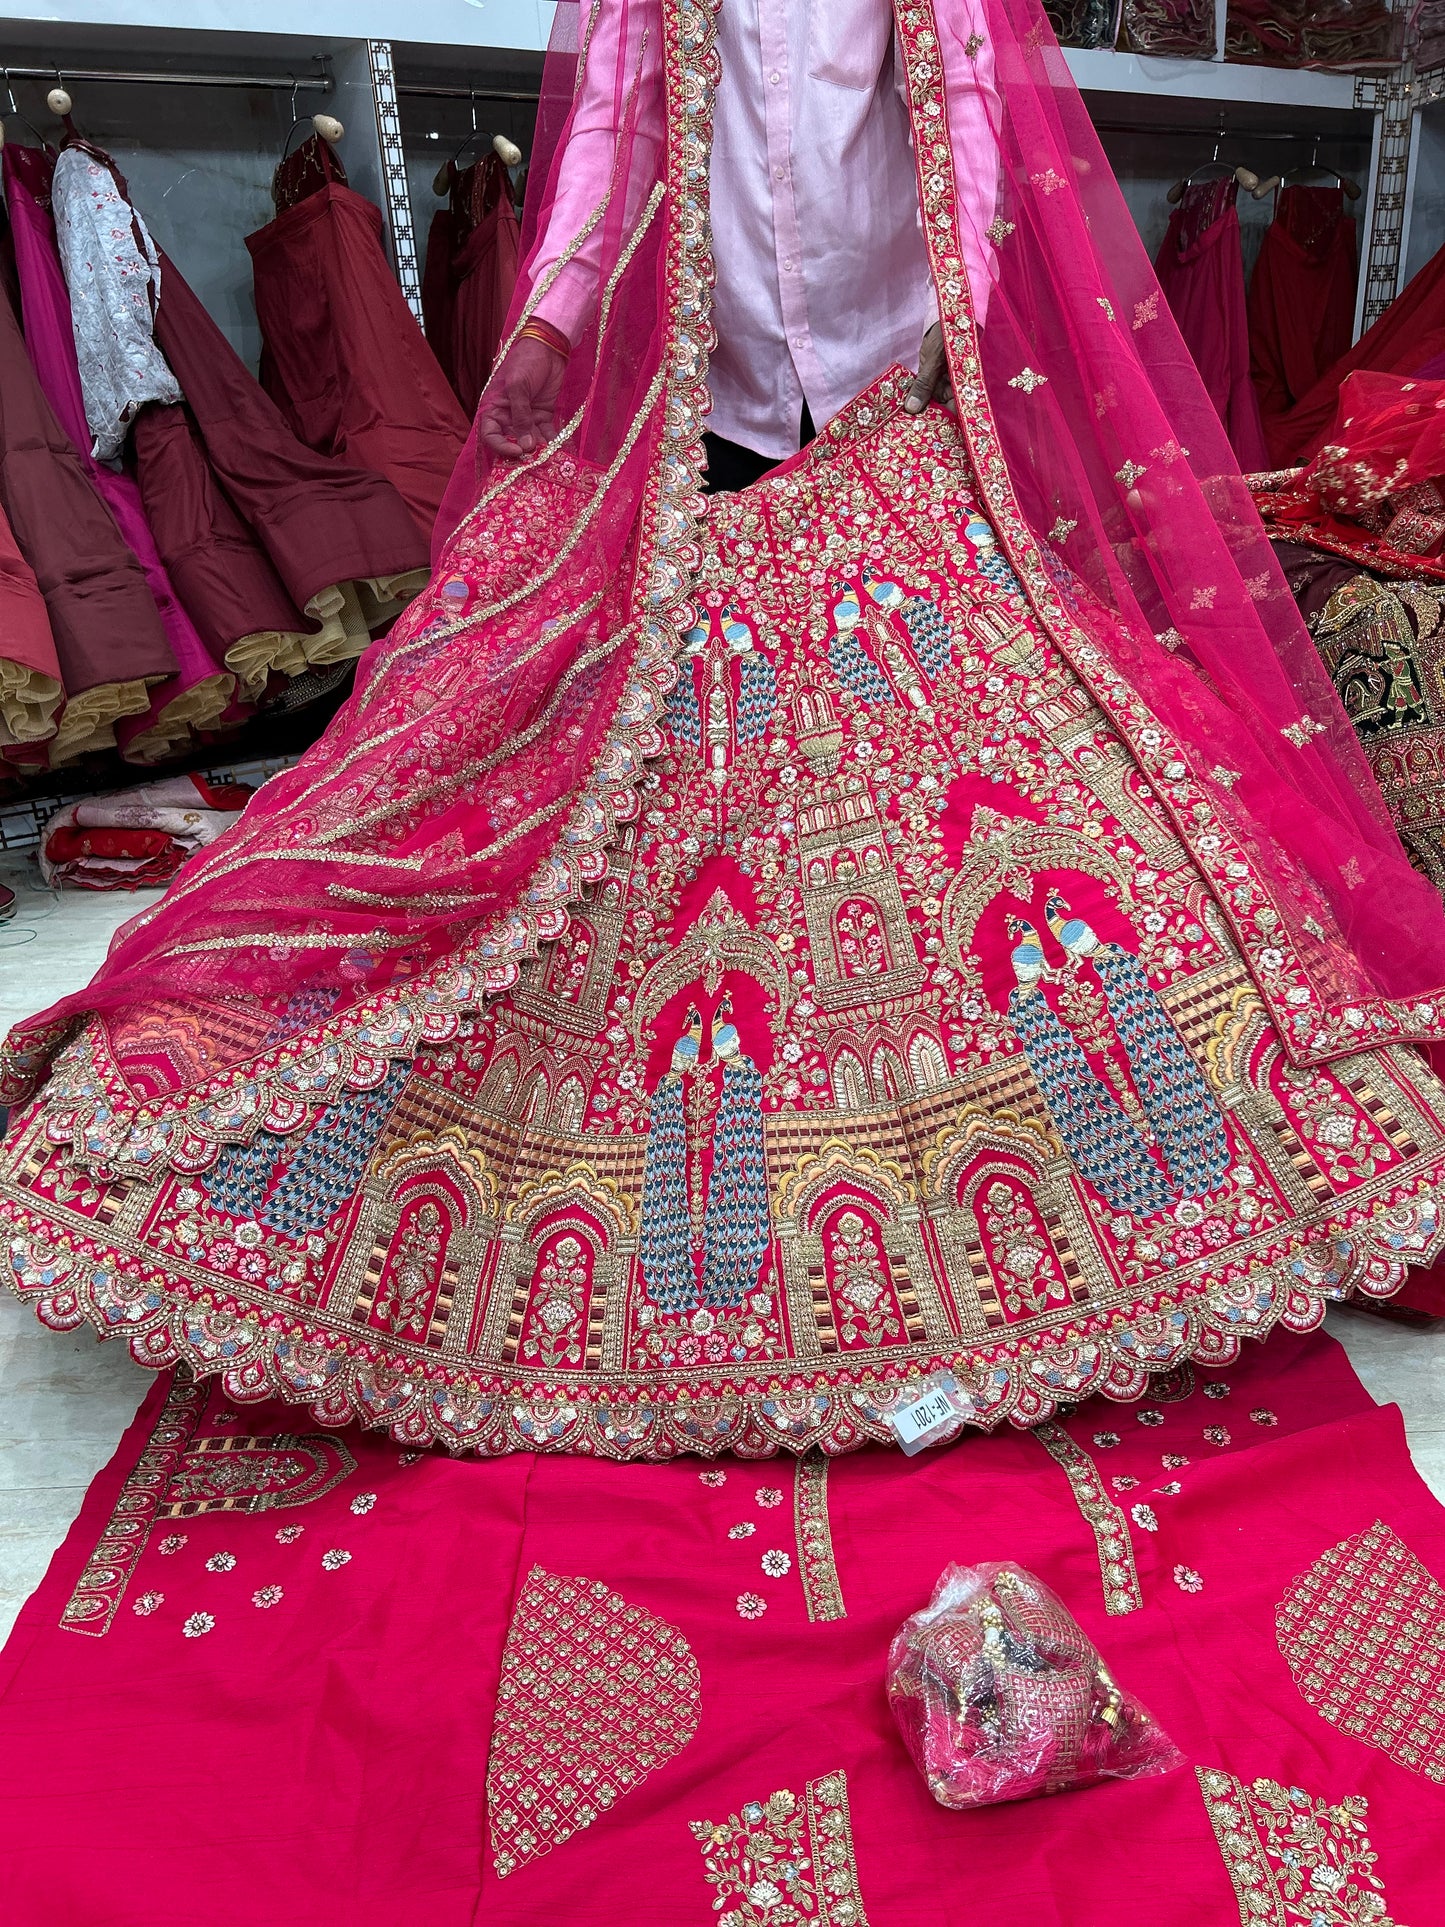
[533,0,999,459]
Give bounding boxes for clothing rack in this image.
[398,85,541,104]
[0,62,333,95]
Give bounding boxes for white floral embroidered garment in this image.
[50,146,181,462]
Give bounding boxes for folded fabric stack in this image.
[38,771,253,890]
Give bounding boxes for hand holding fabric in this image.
[478,335,568,457]
[905,322,951,414]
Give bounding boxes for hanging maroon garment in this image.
[1272,238,1445,465]
[147,246,427,639]
[0,493,62,752]
[426,155,521,419]
[0,231,173,763]
[1248,186,1358,467]
[1154,179,1270,472]
[246,138,468,542]
[420,206,459,396]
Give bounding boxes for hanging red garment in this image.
[1154,179,1270,471]
[1248,186,1358,466]
[0,216,171,764]
[147,244,428,679]
[425,154,521,419]
[246,138,468,542]
[1271,237,1445,465]
[0,492,61,753]
[3,144,233,765]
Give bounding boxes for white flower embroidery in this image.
[1203,1426,1232,1447]
[755,1487,783,1509]
[205,1552,237,1573]
[736,1592,767,1620]
[728,1522,756,1540]
[1173,1564,1203,1593]
[132,1591,163,1616]
[1111,1475,1139,1492]
[157,1534,188,1555]
[1130,1504,1159,1532]
[182,1611,216,1637]
[1203,1380,1231,1399]
[252,1586,284,1609]
[1137,1410,1164,1428]
[1250,1408,1279,1426]
[1092,1431,1120,1448]
[350,1493,377,1515]
[1007,366,1048,394]
[1163,1454,1190,1469]
[321,1549,352,1571]
[1157,1482,1182,1496]
[761,1550,792,1579]
[699,1469,728,1487]
[275,1524,304,1544]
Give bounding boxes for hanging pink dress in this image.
[2,144,235,762]
[1154,179,1270,472]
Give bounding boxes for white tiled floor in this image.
[2,853,1445,1648]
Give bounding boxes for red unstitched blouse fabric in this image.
[1248,186,1358,467]
[1,1326,1441,1926]
[1154,179,1271,472]
[246,180,469,544]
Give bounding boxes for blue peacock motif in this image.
[963,512,1022,593]
[639,1006,703,1312]
[700,994,771,1308]
[1006,915,1175,1217]
[861,564,955,680]
[827,580,895,704]
[736,648,777,740]
[1045,892,1230,1199]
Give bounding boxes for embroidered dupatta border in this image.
[892,0,1445,1069]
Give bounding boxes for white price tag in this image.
[890,1375,967,1455]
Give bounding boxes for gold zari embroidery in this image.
[794,1453,846,1622]
[1034,1422,1141,1614]
[691,1770,871,1926]
[1197,1767,1400,1926]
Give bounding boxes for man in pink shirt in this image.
[481,0,999,488]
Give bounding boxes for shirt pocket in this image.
[808,0,893,90]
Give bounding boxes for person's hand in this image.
[904,322,950,415]
[478,335,568,457]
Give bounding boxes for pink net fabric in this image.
[5,0,1445,1139]
[914,0,1445,1033]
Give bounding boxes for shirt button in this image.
[783,259,795,272]
[769,70,780,83]
[774,165,786,180]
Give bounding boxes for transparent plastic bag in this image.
[886,1561,1183,1808]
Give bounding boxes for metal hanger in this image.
[1167,122,1260,204]
[433,92,522,195]
[1266,134,1362,202]
[0,71,53,150]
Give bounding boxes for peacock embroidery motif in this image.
[639,992,771,1315]
[1005,894,1229,1217]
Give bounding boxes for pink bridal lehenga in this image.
[4,2,1445,1922]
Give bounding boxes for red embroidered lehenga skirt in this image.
[6,393,1445,1454]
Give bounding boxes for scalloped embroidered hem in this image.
[10,405,1445,1457]
[3,1175,1442,1457]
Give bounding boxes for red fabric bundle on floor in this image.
[39,771,253,890]
[1153,179,1270,471]
[247,144,468,543]
[1248,186,1358,467]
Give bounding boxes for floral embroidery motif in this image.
[1115,459,1147,488]
[691,1771,871,1926]
[985,215,1015,245]
[1277,1517,1445,1784]
[1174,1565,1203,1592]
[204,1552,237,1573]
[1204,1426,1232,1446]
[252,1586,283,1608]
[1196,1768,1399,1926]
[1048,516,1078,543]
[755,1488,783,1510]
[794,1453,846,1623]
[158,1535,188,1555]
[1034,1424,1141,1614]
[276,1524,304,1544]
[1251,1409,1278,1426]
[350,1492,377,1514]
[1137,1410,1164,1427]
[182,1611,215,1637]
[132,1592,163,1615]
[700,1469,728,1487]
[729,1521,757,1540]
[321,1549,352,1570]
[1007,367,1048,395]
[737,1591,767,1619]
[487,1567,701,1878]
[1204,1380,1232,1399]
[1131,1504,1158,1532]
[761,1549,792,1578]
[1282,713,1329,747]
[1093,1431,1120,1448]
[1132,292,1159,330]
